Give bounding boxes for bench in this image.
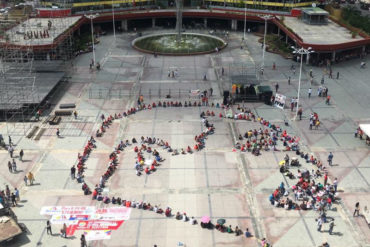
[48,115,61,125]
[59,103,76,109]
[55,110,72,116]
[26,126,39,139]
[34,128,46,141]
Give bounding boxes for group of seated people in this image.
[134,146,162,176]
[355,127,370,145]
[215,224,243,236]
[82,139,122,197]
[233,113,301,154]
[270,168,337,212]
[76,136,96,184]
[96,114,115,137]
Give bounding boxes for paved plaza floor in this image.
[0,29,370,247]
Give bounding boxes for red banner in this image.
[75,220,124,231]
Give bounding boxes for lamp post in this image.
[112,0,116,40]
[85,13,99,65]
[291,46,314,120]
[243,2,246,40]
[260,15,272,71]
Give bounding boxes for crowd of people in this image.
[270,149,340,237]
[233,109,300,155]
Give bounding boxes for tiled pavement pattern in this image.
[0,30,369,247]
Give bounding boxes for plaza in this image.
[1,24,370,247]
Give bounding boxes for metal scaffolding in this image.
[0,13,76,136]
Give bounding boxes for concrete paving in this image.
[0,28,370,247]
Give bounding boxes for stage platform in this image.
[0,71,65,112]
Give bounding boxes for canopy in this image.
[359,124,370,137]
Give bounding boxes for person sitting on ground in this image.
[182,212,188,222]
[190,217,197,225]
[227,225,233,233]
[215,223,225,232]
[235,226,242,236]
[165,207,171,217]
[175,212,181,220]
[172,149,179,156]
[136,169,141,176]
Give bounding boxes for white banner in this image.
[50,214,89,225]
[84,230,112,241]
[274,93,286,109]
[40,206,96,216]
[93,207,132,221]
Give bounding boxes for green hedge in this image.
[341,6,370,35]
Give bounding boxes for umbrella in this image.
[279,160,286,166]
[201,216,210,223]
[217,219,226,225]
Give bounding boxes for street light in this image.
[260,15,272,71]
[291,46,314,120]
[85,13,99,65]
[112,0,116,41]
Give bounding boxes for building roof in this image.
[301,7,329,15]
[0,16,82,47]
[283,17,364,44]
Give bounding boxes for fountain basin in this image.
[132,33,227,55]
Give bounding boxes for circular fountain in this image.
[132,33,227,55]
[131,0,227,55]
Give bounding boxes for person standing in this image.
[288,76,291,85]
[8,145,14,158]
[321,76,324,85]
[46,220,52,235]
[80,234,87,247]
[8,136,12,146]
[12,159,17,173]
[317,217,323,232]
[309,69,313,78]
[209,88,213,97]
[298,108,303,120]
[329,221,335,235]
[8,161,12,173]
[324,172,328,186]
[61,223,67,238]
[28,172,34,185]
[73,111,78,119]
[19,149,24,162]
[14,188,19,202]
[23,175,28,186]
[308,88,312,98]
[275,83,279,93]
[328,152,333,166]
[71,166,76,180]
[336,71,339,79]
[354,202,360,217]
[333,178,338,193]
[56,128,60,138]
[329,69,333,79]
[11,193,17,207]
